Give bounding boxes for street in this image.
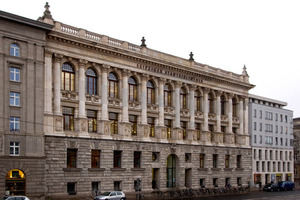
[176,189,300,200]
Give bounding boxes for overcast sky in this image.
[2,0,300,117]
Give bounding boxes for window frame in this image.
[180,88,187,109]
[129,115,137,136]
[63,107,74,131]
[10,67,20,82]
[128,76,138,101]
[194,90,201,111]
[61,63,75,91]
[67,148,77,168]
[109,112,118,134]
[10,141,20,156]
[86,68,97,95]
[10,92,20,106]
[10,43,20,57]
[147,80,155,104]
[108,72,119,98]
[114,150,122,168]
[134,151,141,168]
[148,117,155,137]
[165,119,172,139]
[10,117,20,132]
[87,110,97,133]
[164,84,172,107]
[91,149,100,168]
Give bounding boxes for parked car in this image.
[0,196,30,200]
[277,181,295,191]
[263,183,279,192]
[94,191,126,200]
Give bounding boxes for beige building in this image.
[0,10,53,198]
[1,4,255,199]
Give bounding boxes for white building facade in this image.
[249,94,294,186]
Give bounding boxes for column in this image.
[174,82,181,128]
[101,65,109,120]
[228,94,233,133]
[53,53,62,115]
[78,59,87,118]
[158,78,165,126]
[239,97,244,134]
[244,97,249,135]
[141,74,148,124]
[216,91,222,132]
[122,69,129,122]
[203,88,209,131]
[189,86,196,129]
[44,51,53,114]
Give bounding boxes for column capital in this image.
[158,77,166,85]
[122,69,130,76]
[141,73,149,81]
[228,93,235,99]
[45,49,53,58]
[203,87,211,94]
[101,64,110,72]
[53,53,63,63]
[216,90,223,97]
[174,81,182,88]
[189,85,197,91]
[78,59,88,67]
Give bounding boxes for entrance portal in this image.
[5,169,26,195]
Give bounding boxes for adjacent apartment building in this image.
[0,10,53,198]
[1,3,257,199]
[293,118,300,185]
[249,94,294,186]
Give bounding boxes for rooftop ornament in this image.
[242,65,249,76]
[141,37,147,47]
[42,2,53,20]
[189,52,194,61]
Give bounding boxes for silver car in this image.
[0,196,30,200]
[94,191,126,200]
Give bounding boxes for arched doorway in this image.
[166,154,178,188]
[5,169,26,195]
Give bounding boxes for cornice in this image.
[47,32,255,91]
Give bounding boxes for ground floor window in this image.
[67,182,76,195]
[5,169,25,196]
[166,154,176,188]
[114,181,121,191]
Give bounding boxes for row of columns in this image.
[44,54,249,135]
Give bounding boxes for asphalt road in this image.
[177,189,300,200]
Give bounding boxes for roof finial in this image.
[189,52,194,61]
[141,37,147,47]
[43,2,53,19]
[242,64,249,76]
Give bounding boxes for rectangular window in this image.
[10,92,20,106]
[254,109,257,118]
[181,121,187,140]
[67,182,76,195]
[114,181,121,191]
[87,110,97,133]
[254,149,256,159]
[270,150,273,160]
[195,123,201,140]
[236,155,241,168]
[134,151,141,168]
[91,150,100,168]
[200,154,205,168]
[92,182,100,195]
[10,142,19,156]
[254,135,256,143]
[213,178,218,187]
[63,107,74,131]
[213,154,218,168]
[267,161,270,172]
[225,155,230,168]
[109,112,118,134]
[148,117,155,137]
[259,150,262,159]
[237,177,242,186]
[254,122,256,130]
[10,117,20,132]
[256,161,259,172]
[67,149,77,168]
[200,179,205,188]
[262,161,265,172]
[129,115,137,135]
[114,150,122,168]
[10,67,20,82]
[165,119,172,139]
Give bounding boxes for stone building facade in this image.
[293,118,300,185]
[0,10,53,198]
[249,94,294,186]
[1,4,255,199]
[39,5,254,199]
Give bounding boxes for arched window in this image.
[194,90,201,111]
[232,98,238,117]
[180,88,187,109]
[164,84,172,106]
[86,68,97,95]
[128,76,138,101]
[108,72,118,98]
[10,43,20,57]
[221,95,226,115]
[208,93,214,114]
[62,63,75,91]
[147,80,155,104]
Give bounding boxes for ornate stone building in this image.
[1,4,255,199]
[249,94,294,186]
[0,10,53,198]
